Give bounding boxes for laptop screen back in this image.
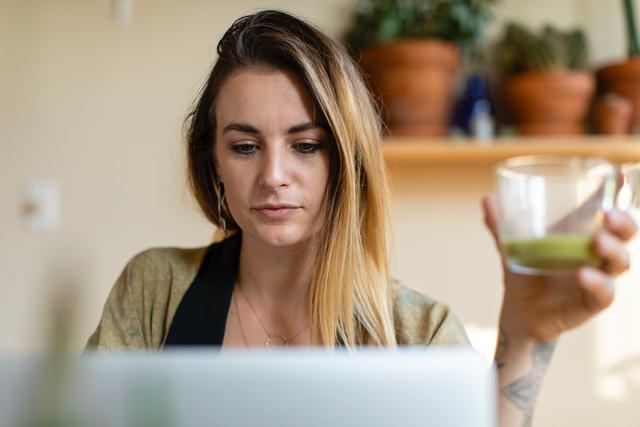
[0,348,495,427]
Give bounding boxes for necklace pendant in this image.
[264,334,289,348]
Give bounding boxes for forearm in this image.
[494,327,556,427]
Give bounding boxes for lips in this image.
[253,203,301,220]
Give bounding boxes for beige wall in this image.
[2,1,639,426]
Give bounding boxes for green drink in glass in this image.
[502,234,601,273]
[496,156,616,276]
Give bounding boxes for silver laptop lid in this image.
[0,348,495,427]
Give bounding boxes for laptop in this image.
[0,348,495,427]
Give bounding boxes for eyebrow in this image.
[221,121,326,135]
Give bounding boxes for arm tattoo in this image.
[497,331,556,427]
[495,327,508,370]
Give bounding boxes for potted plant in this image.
[596,0,640,133]
[498,22,594,135]
[344,0,497,137]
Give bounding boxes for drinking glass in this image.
[495,155,617,276]
[619,162,640,216]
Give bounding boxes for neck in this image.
[237,234,315,314]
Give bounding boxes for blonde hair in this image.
[185,10,396,348]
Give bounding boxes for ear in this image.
[213,155,223,184]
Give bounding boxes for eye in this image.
[294,140,324,156]
[230,143,258,156]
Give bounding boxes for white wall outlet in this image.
[23,180,60,232]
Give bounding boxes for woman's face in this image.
[214,67,330,248]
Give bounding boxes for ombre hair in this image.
[185,10,396,348]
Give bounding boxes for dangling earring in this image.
[214,175,227,234]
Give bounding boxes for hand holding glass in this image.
[496,156,617,276]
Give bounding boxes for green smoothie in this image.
[502,234,601,272]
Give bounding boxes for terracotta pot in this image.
[597,58,640,130]
[504,70,595,135]
[593,93,633,135]
[360,39,460,137]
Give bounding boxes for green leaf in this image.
[376,14,402,43]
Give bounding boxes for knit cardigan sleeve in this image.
[85,247,206,350]
[392,283,470,347]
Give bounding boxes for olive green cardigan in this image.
[86,246,469,349]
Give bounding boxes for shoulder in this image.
[86,245,209,350]
[119,245,209,320]
[124,246,207,285]
[392,281,469,346]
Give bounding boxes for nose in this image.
[258,143,289,190]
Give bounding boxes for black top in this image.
[163,233,242,347]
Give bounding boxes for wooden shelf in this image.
[382,136,640,165]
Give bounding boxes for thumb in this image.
[482,195,500,250]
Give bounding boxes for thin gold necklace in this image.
[236,282,308,348]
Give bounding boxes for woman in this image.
[87,10,636,426]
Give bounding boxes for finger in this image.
[577,267,615,313]
[604,210,638,242]
[593,231,631,275]
[482,195,499,246]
